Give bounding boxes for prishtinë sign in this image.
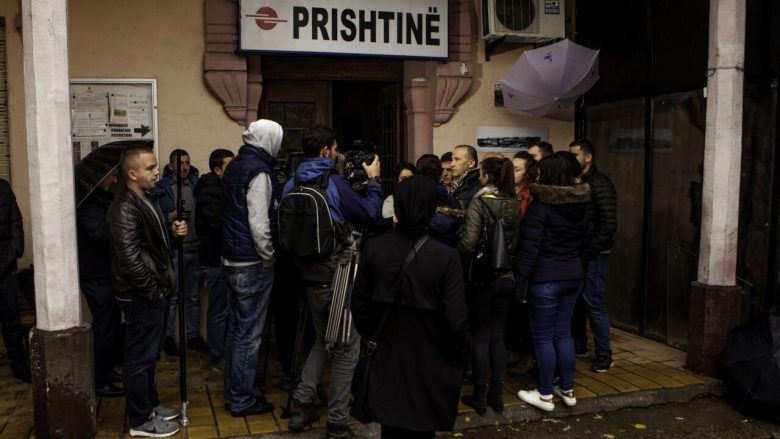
[239,0,448,59]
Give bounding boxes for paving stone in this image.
[187,425,219,439]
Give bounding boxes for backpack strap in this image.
[294,169,332,188]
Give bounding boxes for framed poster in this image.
[69,79,158,162]
[476,126,550,157]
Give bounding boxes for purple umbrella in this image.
[499,39,599,116]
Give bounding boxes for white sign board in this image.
[69,79,158,162]
[240,0,448,59]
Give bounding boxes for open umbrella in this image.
[74,139,155,207]
[718,306,780,424]
[499,39,599,116]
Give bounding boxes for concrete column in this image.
[21,0,95,437]
[688,0,746,376]
[403,60,436,161]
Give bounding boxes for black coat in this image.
[0,179,23,276]
[582,165,618,258]
[452,168,481,209]
[351,230,469,432]
[107,187,175,301]
[194,172,224,267]
[513,184,591,292]
[76,188,113,280]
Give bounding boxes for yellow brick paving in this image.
[0,328,704,438]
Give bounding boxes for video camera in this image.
[343,140,380,185]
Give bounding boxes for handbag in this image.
[351,234,431,423]
[466,198,512,284]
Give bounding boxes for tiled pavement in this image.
[0,328,714,438]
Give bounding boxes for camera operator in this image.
[282,125,382,439]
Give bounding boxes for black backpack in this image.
[278,171,336,259]
[466,198,512,284]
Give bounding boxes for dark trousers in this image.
[270,256,311,373]
[572,255,612,357]
[467,278,512,386]
[381,425,435,439]
[81,278,122,387]
[0,272,26,373]
[119,295,169,428]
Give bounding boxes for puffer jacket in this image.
[513,183,591,293]
[458,188,522,256]
[581,165,617,258]
[107,187,175,301]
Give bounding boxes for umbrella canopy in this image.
[718,306,780,424]
[74,139,154,207]
[499,39,599,116]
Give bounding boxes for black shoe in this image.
[487,381,504,414]
[96,383,125,397]
[230,396,275,417]
[461,383,488,415]
[187,337,210,353]
[591,356,614,373]
[326,422,354,439]
[288,400,317,432]
[12,365,31,383]
[163,337,180,357]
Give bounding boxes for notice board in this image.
[69,79,158,162]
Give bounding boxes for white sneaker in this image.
[553,386,577,407]
[517,389,554,412]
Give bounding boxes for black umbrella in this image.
[718,306,780,424]
[74,140,155,207]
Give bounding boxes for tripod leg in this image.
[283,290,309,418]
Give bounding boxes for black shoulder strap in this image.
[365,235,431,355]
[478,196,497,224]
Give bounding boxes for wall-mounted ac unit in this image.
[482,0,565,43]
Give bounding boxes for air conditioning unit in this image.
[482,0,565,43]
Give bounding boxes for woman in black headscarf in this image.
[351,176,469,439]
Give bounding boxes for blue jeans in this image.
[223,263,274,412]
[526,280,581,396]
[580,255,612,358]
[167,249,201,339]
[202,265,228,360]
[118,294,168,428]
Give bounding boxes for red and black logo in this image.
[245,7,287,30]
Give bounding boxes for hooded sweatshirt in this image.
[222,120,282,266]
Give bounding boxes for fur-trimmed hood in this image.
[531,183,591,205]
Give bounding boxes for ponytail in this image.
[480,157,516,198]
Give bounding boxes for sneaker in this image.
[326,422,354,439]
[211,358,225,373]
[187,337,210,353]
[288,400,317,432]
[230,395,275,417]
[553,386,577,407]
[129,414,179,437]
[517,389,554,412]
[163,337,180,357]
[591,356,614,373]
[153,404,179,421]
[575,350,590,358]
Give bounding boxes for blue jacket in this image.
[151,168,199,228]
[282,157,382,229]
[222,144,277,262]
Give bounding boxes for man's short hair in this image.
[416,154,442,180]
[531,141,554,158]
[169,148,189,163]
[569,138,595,159]
[209,148,235,172]
[454,144,479,168]
[120,145,155,176]
[302,125,337,158]
[441,151,453,163]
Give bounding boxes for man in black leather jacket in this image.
[107,146,187,437]
[0,178,28,382]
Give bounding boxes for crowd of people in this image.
[64,119,618,438]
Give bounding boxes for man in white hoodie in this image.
[220,119,282,417]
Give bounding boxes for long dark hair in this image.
[538,151,581,186]
[513,151,538,190]
[480,157,515,198]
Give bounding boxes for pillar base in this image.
[686,282,742,376]
[31,326,96,439]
